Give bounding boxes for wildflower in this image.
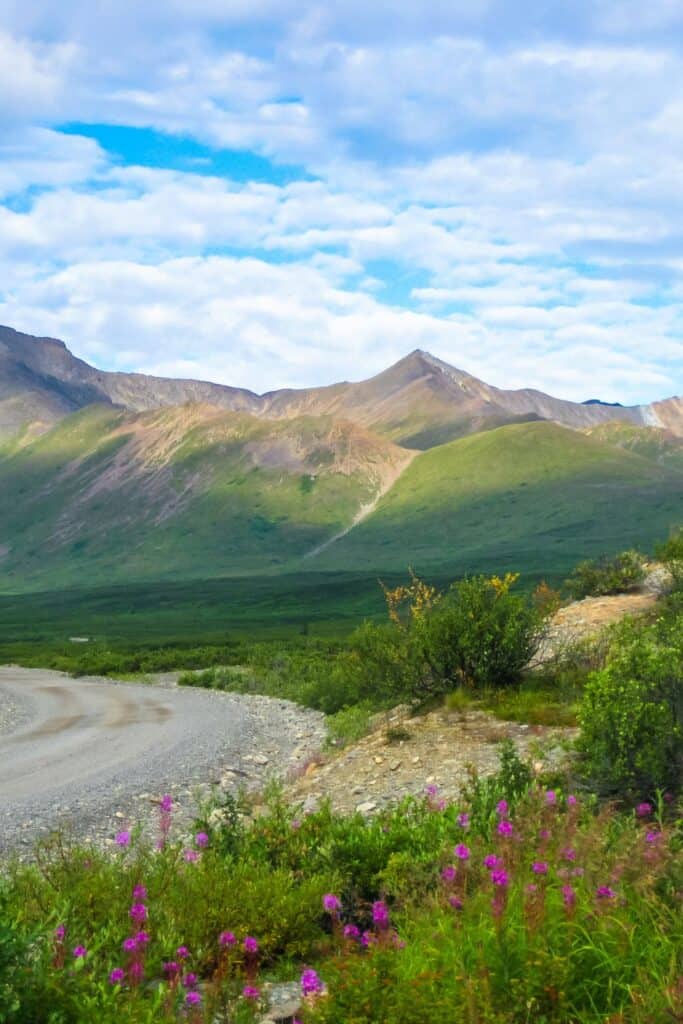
[457,812,470,828]
[497,820,513,836]
[572,867,585,877]
[72,946,87,959]
[545,790,557,806]
[449,896,464,911]
[132,884,147,901]
[454,843,470,861]
[539,828,551,840]
[561,847,577,861]
[425,783,438,798]
[496,799,508,816]
[134,931,150,946]
[567,794,578,807]
[636,802,652,818]
[183,849,199,863]
[343,924,360,940]
[291,819,301,830]
[244,936,259,954]
[128,962,144,984]
[491,869,509,888]
[532,861,548,875]
[219,930,236,947]
[176,946,189,960]
[562,884,576,909]
[54,925,66,941]
[596,885,616,899]
[122,938,138,953]
[183,973,198,989]
[163,961,180,976]
[195,832,209,848]
[160,794,173,813]
[115,830,131,847]
[242,986,260,1000]
[129,903,147,924]
[361,930,378,947]
[301,968,324,995]
[109,967,125,984]
[526,883,538,894]
[441,865,456,883]
[322,893,341,913]
[186,991,202,1007]
[646,831,661,844]
[372,901,390,929]
[484,854,501,870]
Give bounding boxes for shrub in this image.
[565,549,646,599]
[656,525,683,588]
[579,619,683,797]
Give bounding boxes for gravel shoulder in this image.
[0,667,325,854]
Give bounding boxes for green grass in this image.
[315,420,683,578]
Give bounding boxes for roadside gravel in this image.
[0,667,325,855]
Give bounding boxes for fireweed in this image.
[2,775,681,1023]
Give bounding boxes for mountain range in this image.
[1,324,682,593]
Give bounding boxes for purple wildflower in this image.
[562,884,576,909]
[160,794,173,813]
[128,961,144,984]
[176,946,189,960]
[441,865,457,883]
[72,945,87,959]
[301,968,324,995]
[372,901,390,929]
[54,925,66,941]
[449,896,464,911]
[242,986,260,1000]
[163,961,180,976]
[636,802,652,818]
[322,893,341,913]
[244,936,259,954]
[596,885,616,900]
[219,930,236,947]
[496,799,508,816]
[562,847,577,861]
[134,931,150,946]
[291,819,301,830]
[646,831,661,844]
[186,991,202,1006]
[454,843,470,861]
[491,869,509,888]
[567,794,578,807]
[129,903,147,924]
[343,924,360,940]
[183,849,199,863]
[545,790,557,805]
[122,937,138,953]
[132,884,147,901]
[532,861,548,875]
[115,831,131,847]
[457,812,470,828]
[195,832,209,848]
[183,973,198,989]
[484,854,501,870]
[497,820,513,836]
[109,967,125,984]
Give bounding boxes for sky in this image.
[0,2,682,402]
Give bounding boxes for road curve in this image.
[0,667,324,853]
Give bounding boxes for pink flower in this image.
[109,967,125,984]
[183,972,198,989]
[186,991,202,1006]
[596,885,616,900]
[122,938,138,953]
[115,831,131,847]
[72,945,87,959]
[497,820,513,836]
[457,812,470,828]
[372,901,390,929]
[491,869,509,888]
[195,832,209,848]
[54,925,66,941]
[242,986,260,1000]
[219,930,236,947]
[561,847,577,861]
[343,924,360,940]
[441,865,456,883]
[163,961,180,976]
[449,896,464,911]
[183,849,199,863]
[129,903,147,924]
[567,794,578,807]
[496,799,508,816]
[646,831,661,844]
[484,854,502,870]
[176,946,189,960]
[134,931,150,946]
[322,893,341,913]
[301,968,324,995]
[545,790,557,805]
[454,843,470,861]
[636,802,652,818]
[128,961,144,983]
[132,884,147,901]
[244,936,259,954]
[160,794,173,813]
[532,861,548,875]
[562,884,576,909]
[291,819,301,830]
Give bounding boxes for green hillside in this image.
[0,404,408,592]
[313,421,683,580]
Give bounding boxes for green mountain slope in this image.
[0,404,412,592]
[311,421,683,581]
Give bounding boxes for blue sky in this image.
[0,1,682,402]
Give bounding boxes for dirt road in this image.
[0,667,324,852]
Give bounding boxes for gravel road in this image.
[0,667,325,854]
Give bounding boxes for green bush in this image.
[656,525,683,588]
[565,549,646,599]
[579,619,683,797]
